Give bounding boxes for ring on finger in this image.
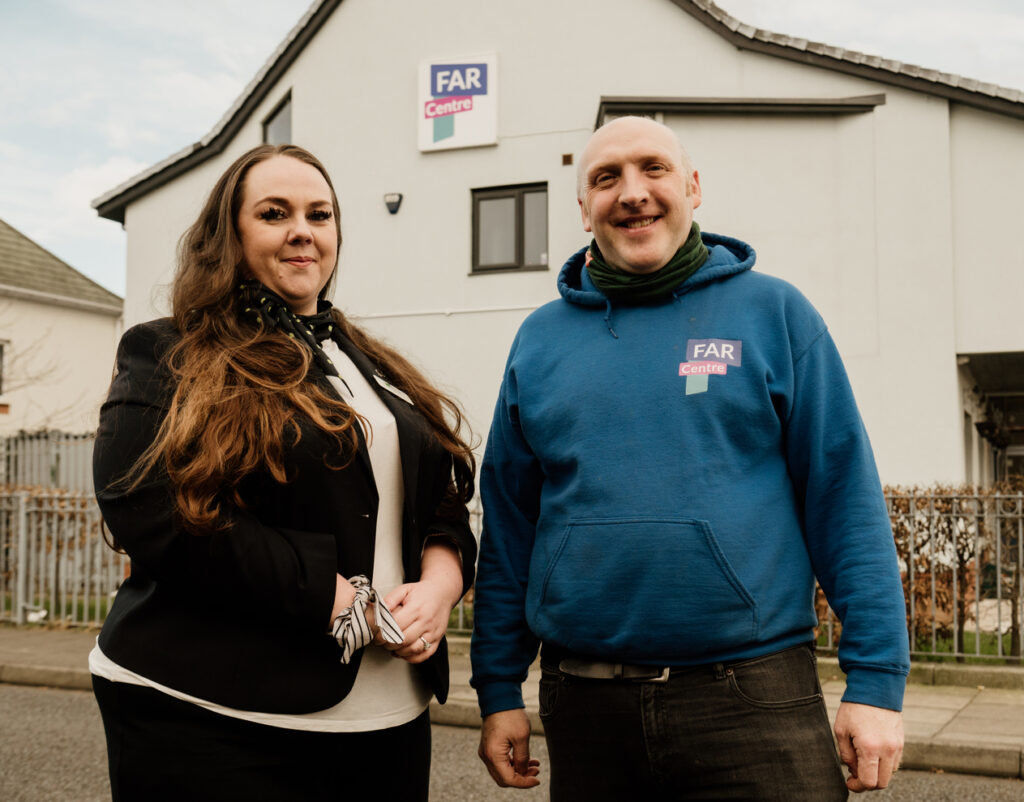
[420,636,432,651]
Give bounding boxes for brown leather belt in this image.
[556,657,671,683]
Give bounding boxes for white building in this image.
[0,218,122,435]
[93,0,1024,486]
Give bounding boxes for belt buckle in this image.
[640,666,671,683]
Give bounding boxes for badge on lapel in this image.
[373,372,414,405]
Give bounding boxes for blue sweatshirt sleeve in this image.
[470,347,544,717]
[784,326,910,711]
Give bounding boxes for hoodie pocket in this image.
[535,517,757,659]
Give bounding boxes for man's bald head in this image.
[577,116,695,200]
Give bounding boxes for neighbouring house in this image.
[92,0,1024,485]
[0,217,122,436]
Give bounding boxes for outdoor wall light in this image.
[384,193,403,214]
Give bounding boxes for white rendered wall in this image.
[117,0,1019,485]
[950,105,1024,355]
[0,296,121,434]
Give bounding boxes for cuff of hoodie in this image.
[840,667,908,712]
[476,681,526,718]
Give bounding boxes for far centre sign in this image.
[418,55,497,152]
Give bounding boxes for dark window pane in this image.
[264,97,292,145]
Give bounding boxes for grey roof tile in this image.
[0,218,122,310]
[697,0,1023,103]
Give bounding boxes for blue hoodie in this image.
[471,233,910,717]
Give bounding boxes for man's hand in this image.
[478,709,541,788]
[834,701,904,792]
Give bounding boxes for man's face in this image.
[578,118,701,275]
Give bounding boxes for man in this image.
[471,116,909,800]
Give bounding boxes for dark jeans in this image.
[92,676,431,801]
[539,643,847,801]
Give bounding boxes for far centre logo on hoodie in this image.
[680,339,742,395]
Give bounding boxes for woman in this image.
[90,144,477,801]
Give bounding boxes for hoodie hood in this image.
[557,231,756,308]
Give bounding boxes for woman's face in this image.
[236,155,338,315]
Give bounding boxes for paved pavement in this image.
[3,625,1023,780]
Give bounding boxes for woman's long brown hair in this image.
[125,144,474,532]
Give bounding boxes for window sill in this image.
[469,265,550,276]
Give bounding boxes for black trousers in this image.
[539,643,848,802]
[92,676,431,801]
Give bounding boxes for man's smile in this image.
[618,216,660,230]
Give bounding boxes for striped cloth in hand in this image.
[331,575,404,664]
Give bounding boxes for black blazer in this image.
[94,319,476,714]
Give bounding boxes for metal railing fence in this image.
[0,485,471,632]
[3,484,1021,668]
[1,431,95,493]
[0,490,125,626]
[448,498,482,635]
[818,492,1023,663]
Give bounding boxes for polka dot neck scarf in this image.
[238,281,343,378]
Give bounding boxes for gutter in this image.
[0,284,123,317]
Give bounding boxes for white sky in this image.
[2,0,1022,297]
